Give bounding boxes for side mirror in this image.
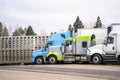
[91,34,95,41]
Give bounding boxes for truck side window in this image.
[82,41,87,48]
[61,34,65,38]
[66,42,69,46]
[107,37,114,44]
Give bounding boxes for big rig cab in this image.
[32,30,71,64]
[87,23,120,64]
[45,27,107,64]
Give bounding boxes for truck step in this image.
[104,54,117,62]
[64,56,75,62]
[104,54,116,57]
[104,59,117,62]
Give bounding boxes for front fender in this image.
[32,49,46,63]
[46,51,62,61]
[88,49,104,55]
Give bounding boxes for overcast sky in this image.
[0,0,120,35]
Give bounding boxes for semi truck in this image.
[32,30,71,64]
[45,28,108,64]
[87,23,120,64]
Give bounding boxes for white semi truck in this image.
[87,23,120,64]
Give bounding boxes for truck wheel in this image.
[92,54,102,64]
[48,55,57,64]
[35,57,44,64]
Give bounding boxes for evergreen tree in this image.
[2,26,9,36]
[94,16,102,28]
[12,29,21,36]
[18,27,26,36]
[0,22,3,36]
[24,28,27,34]
[26,25,36,36]
[12,27,26,36]
[73,16,84,32]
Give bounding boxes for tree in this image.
[2,26,9,36]
[12,29,21,36]
[94,16,102,28]
[0,22,3,36]
[73,16,84,32]
[12,27,26,36]
[18,27,26,35]
[26,25,36,36]
[0,22,9,36]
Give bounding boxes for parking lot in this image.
[0,64,120,80]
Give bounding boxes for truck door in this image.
[103,36,117,54]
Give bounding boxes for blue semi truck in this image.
[32,30,71,64]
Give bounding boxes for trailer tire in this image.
[35,57,44,64]
[92,54,102,64]
[48,55,57,64]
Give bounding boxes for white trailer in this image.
[87,23,120,64]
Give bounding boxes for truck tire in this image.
[35,57,44,64]
[48,55,57,64]
[92,54,102,64]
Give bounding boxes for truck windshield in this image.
[66,41,72,46]
[45,43,52,48]
[107,37,114,44]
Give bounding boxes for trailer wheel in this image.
[35,57,44,64]
[92,54,102,64]
[48,55,57,64]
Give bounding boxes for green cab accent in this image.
[66,37,73,42]
[46,51,62,61]
[76,36,91,41]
